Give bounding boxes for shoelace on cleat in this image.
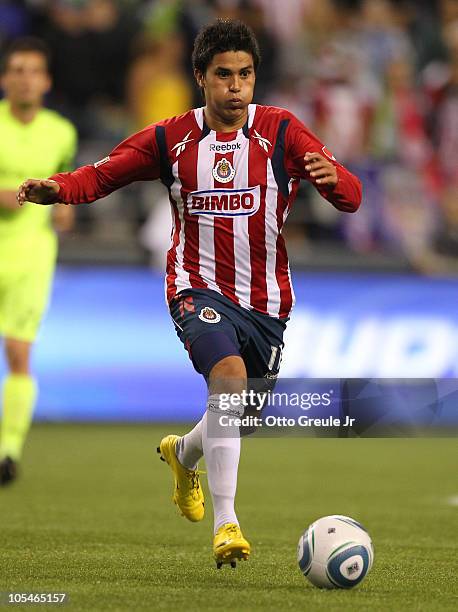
[186,470,205,500]
[224,524,241,537]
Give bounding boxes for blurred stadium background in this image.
[1,0,457,421]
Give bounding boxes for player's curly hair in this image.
[192,19,261,75]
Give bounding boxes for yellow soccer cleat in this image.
[157,434,204,522]
[213,523,251,568]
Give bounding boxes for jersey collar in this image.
[195,105,256,141]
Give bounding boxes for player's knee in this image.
[209,355,247,395]
[210,355,246,378]
[4,338,31,374]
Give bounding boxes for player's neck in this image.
[203,106,248,133]
[8,101,41,125]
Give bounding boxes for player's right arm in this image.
[17,124,161,206]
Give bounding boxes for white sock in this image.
[176,419,204,470]
[202,395,242,534]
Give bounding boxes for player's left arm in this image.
[284,114,362,212]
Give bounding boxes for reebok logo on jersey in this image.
[171,130,194,157]
[253,130,271,152]
[209,142,241,152]
[187,186,260,217]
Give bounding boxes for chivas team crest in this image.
[212,157,236,183]
[198,307,221,323]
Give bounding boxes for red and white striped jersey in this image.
[51,104,362,318]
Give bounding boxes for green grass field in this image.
[0,425,456,611]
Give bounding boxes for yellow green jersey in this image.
[0,100,76,342]
[0,99,77,241]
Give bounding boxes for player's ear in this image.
[194,69,206,101]
[44,74,52,95]
[194,69,205,90]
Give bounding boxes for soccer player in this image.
[17,21,361,565]
[0,38,77,485]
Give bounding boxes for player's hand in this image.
[17,179,61,206]
[304,152,338,187]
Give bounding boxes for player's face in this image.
[1,52,51,108]
[196,51,255,125]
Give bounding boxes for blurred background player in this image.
[0,37,77,485]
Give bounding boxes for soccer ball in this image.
[297,515,374,589]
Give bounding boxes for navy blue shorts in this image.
[169,289,288,383]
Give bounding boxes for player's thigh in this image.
[242,312,288,382]
[1,259,56,343]
[169,291,242,378]
[237,315,287,432]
